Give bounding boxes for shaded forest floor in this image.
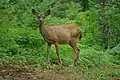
[0,62,84,80]
[0,62,120,80]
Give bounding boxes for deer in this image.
[32,9,82,65]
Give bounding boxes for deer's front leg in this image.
[47,43,51,61]
[55,42,62,64]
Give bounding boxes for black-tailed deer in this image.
[32,9,82,65]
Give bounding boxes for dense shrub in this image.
[0,0,120,69]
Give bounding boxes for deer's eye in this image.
[42,15,45,18]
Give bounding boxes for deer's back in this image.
[48,24,76,29]
[49,24,81,38]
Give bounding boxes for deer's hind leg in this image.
[69,38,79,65]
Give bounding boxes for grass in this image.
[0,44,120,80]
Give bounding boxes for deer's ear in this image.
[32,9,37,15]
[44,9,52,16]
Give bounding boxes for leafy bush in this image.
[0,1,120,80]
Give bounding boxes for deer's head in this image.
[32,9,51,23]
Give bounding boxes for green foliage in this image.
[76,10,102,47]
[97,1,120,48]
[46,16,76,26]
[0,0,120,79]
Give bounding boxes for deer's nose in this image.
[38,16,40,18]
[37,14,41,18]
[39,18,43,22]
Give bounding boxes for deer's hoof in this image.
[59,61,62,65]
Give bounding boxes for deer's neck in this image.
[39,22,45,33]
[38,22,48,40]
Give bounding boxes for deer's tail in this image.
[79,31,82,40]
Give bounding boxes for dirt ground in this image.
[0,63,84,80]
